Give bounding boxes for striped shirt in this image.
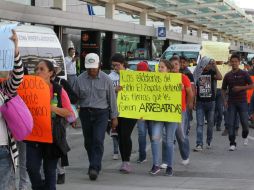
[222,69,252,104]
[0,53,24,171]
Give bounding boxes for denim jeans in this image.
[196,101,215,146]
[175,112,190,160]
[79,108,109,172]
[227,102,249,146]
[17,141,30,190]
[26,143,58,190]
[149,121,178,167]
[0,146,15,190]
[214,89,224,128]
[137,120,151,161]
[224,108,240,130]
[112,136,119,154]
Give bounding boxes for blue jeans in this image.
[224,108,240,130]
[112,136,119,154]
[26,143,58,190]
[137,120,151,161]
[227,102,249,146]
[17,141,30,190]
[79,108,109,172]
[175,112,189,160]
[214,89,224,128]
[196,101,215,146]
[149,121,178,167]
[0,146,15,190]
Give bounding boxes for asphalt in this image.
[55,119,254,190]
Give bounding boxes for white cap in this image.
[85,53,100,69]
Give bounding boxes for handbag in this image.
[0,93,33,141]
[66,104,78,123]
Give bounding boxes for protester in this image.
[222,54,254,151]
[193,57,222,151]
[109,53,137,173]
[0,30,24,190]
[65,47,78,88]
[52,60,78,184]
[73,53,118,180]
[170,57,193,165]
[26,60,72,190]
[136,61,151,163]
[149,59,178,176]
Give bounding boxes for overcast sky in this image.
[234,0,254,9]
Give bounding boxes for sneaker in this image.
[165,166,173,176]
[137,158,147,163]
[221,129,228,136]
[113,154,119,160]
[149,165,160,175]
[194,145,203,152]
[206,143,212,149]
[243,138,248,146]
[89,169,98,181]
[160,163,168,169]
[57,173,65,184]
[181,158,190,166]
[229,145,236,151]
[120,162,131,173]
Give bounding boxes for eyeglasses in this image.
[112,64,121,68]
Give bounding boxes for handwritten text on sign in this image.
[118,71,182,122]
[0,24,17,71]
[17,76,52,143]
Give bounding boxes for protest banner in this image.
[0,23,18,71]
[201,41,230,62]
[17,76,52,143]
[118,70,182,123]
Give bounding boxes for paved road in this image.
[56,120,254,190]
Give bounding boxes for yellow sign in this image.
[217,64,231,89]
[201,41,230,62]
[118,70,182,122]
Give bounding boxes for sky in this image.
[234,0,254,9]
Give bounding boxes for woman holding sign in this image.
[109,53,137,173]
[26,60,73,190]
[0,30,24,190]
[148,59,178,176]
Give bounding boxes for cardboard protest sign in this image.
[17,76,52,143]
[118,70,182,123]
[201,41,230,62]
[0,23,18,71]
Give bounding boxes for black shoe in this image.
[216,127,221,131]
[89,169,98,181]
[57,173,65,184]
[165,166,173,176]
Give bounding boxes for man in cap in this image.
[73,53,118,181]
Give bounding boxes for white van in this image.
[16,25,67,79]
[161,44,201,61]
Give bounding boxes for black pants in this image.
[117,117,137,162]
[79,108,109,172]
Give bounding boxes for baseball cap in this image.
[85,53,100,69]
[137,61,149,71]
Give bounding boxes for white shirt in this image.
[65,56,76,75]
[108,71,120,87]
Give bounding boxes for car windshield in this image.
[161,51,199,61]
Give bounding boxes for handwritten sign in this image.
[0,24,17,71]
[17,76,52,143]
[201,41,230,62]
[118,70,182,122]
